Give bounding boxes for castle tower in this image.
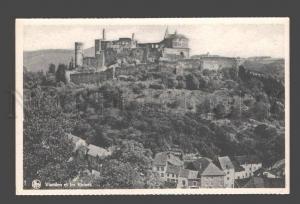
[132,33,135,41]
[95,39,102,56]
[164,27,169,39]
[102,29,106,40]
[75,42,84,67]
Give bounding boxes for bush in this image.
[166,76,178,89]
[185,74,199,90]
[167,99,181,109]
[149,83,165,90]
[132,83,146,94]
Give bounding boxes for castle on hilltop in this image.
[74,28,190,69]
[66,27,240,84]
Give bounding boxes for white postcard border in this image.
[15,17,290,195]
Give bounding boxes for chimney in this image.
[132,33,135,41]
[102,29,106,40]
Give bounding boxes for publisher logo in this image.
[32,179,41,189]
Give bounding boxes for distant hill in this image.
[242,58,284,80]
[23,47,94,72]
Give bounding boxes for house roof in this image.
[231,159,245,172]
[201,163,226,176]
[67,133,82,143]
[166,165,181,175]
[218,156,234,170]
[243,177,285,188]
[153,152,183,166]
[185,157,225,176]
[87,144,111,158]
[233,155,261,165]
[179,169,199,179]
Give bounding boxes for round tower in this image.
[75,42,84,68]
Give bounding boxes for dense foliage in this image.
[23,61,285,188]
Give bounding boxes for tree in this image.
[238,66,247,81]
[48,63,56,74]
[93,159,143,188]
[23,90,79,186]
[24,71,45,89]
[166,76,178,89]
[214,103,227,119]
[112,140,153,174]
[56,64,67,83]
[250,101,270,121]
[196,98,211,114]
[185,74,199,90]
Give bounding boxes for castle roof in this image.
[165,33,188,40]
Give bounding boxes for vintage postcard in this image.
[15,18,290,195]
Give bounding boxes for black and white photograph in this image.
[15,18,290,195]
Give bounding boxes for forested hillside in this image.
[23,62,285,188]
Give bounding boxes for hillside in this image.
[242,58,284,80]
[23,47,94,72]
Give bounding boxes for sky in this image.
[22,20,287,58]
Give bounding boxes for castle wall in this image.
[158,59,202,74]
[161,48,189,61]
[83,57,97,68]
[69,69,114,85]
[103,48,160,65]
[200,57,237,70]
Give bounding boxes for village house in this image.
[67,133,88,160]
[231,155,262,180]
[177,168,200,188]
[217,156,235,188]
[67,133,87,152]
[184,157,225,188]
[87,144,112,170]
[152,152,184,182]
[165,165,181,184]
